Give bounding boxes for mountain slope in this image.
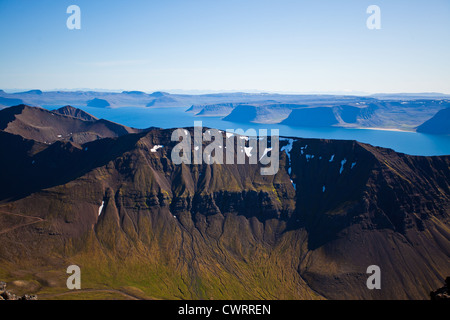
[0,125,448,300]
[0,105,142,144]
[53,105,98,121]
[189,103,237,117]
[417,107,450,135]
[222,104,301,124]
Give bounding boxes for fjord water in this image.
[68,106,450,156]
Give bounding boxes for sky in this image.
[0,0,449,94]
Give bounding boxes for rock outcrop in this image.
[430,277,450,300]
[0,281,37,300]
[0,104,142,144]
[0,108,448,300]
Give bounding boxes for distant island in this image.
[0,90,449,134]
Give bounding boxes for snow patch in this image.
[351,162,357,169]
[151,145,163,152]
[280,139,293,159]
[291,179,296,190]
[340,159,347,174]
[329,154,335,162]
[300,145,308,155]
[98,201,105,216]
[244,146,253,157]
[259,147,272,161]
[322,185,326,193]
[280,139,294,175]
[280,139,293,152]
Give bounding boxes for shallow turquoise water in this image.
[50,106,450,156]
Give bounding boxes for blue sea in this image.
[50,106,450,156]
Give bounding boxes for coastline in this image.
[356,127,413,133]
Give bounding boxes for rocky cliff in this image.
[0,106,448,300]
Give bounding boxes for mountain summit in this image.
[53,105,98,121]
[0,105,448,300]
[0,105,142,144]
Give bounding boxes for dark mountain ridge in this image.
[0,105,142,144]
[0,109,448,299]
[53,105,98,121]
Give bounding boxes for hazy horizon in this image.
[2,88,450,97]
[1,0,449,94]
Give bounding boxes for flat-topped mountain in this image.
[190,99,450,131]
[0,110,448,300]
[281,107,339,127]
[2,90,449,133]
[0,89,378,110]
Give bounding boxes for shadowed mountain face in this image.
[417,107,450,135]
[337,105,365,123]
[0,105,142,144]
[222,105,258,123]
[222,104,297,124]
[281,107,339,127]
[0,107,448,300]
[186,103,238,117]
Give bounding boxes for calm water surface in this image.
[55,106,450,156]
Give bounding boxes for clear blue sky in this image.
[0,0,449,93]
